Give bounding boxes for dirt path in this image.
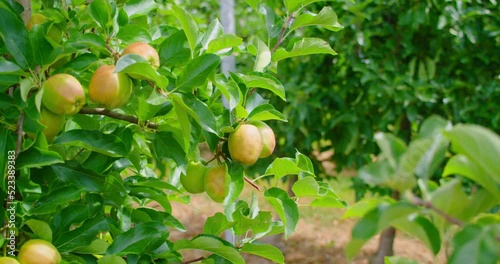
[170,191,446,264]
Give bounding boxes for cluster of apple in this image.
[0,239,61,264]
[180,121,276,203]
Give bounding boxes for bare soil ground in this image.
[169,179,447,264]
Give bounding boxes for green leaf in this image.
[24,219,53,242]
[429,179,469,231]
[16,147,64,169]
[172,5,199,56]
[54,214,109,252]
[89,0,114,29]
[174,235,245,264]
[66,33,107,51]
[290,7,343,32]
[153,131,187,171]
[264,158,301,181]
[0,4,31,69]
[169,93,218,135]
[244,0,261,10]
[106,222,169,255]
[117,24,152,43]
[272,38,337,62]
[343,197,394,219]
[175,54,221,93]
[247,104,287,122]
[29,186,83,215]
[264,187,299,238]
[358,160,394,187]
[203,213,235,236]
[97,255,127,264]
[72,238,109,254]
[214,74,241,112]
[374,132,407,169]
[240,243,285,264]
[417,115,450,139]
[345,202,418,259]
[238,72,285,101]
[0,57,27,76]
[207,34,242,55]
[449,224,500,264]
[284,0,336,12]
[253,37,271,72]
[444,124,500,184]
[392,215,441,255]
[54,129,128,157]
[292,177,346,208]
[115,54,169,88]
[123,0,157,19]
[201,19,224,52]
[444,154,500,200]
[159,30,190,67]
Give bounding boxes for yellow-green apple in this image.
[204,164,228,203]
[250,121,276,158]
[228,123,263,165]
[121,42,160,69]
[42,74,85,115]
[18,239,61,264]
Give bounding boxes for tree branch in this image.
[79,107,158,129]
[410,193,464,226]
[15,112,25,158]
[271,13,295,53]
[245,176,263,192]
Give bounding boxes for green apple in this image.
[88,65,132,109]
[204,164,228,203]
[42,74,85,115]
[27,13,63,44]
[0,257,20,264]
[18,239,61,264]
[180,161,208,194]
[228,123,263,165]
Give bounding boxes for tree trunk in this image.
[373,191,400,264]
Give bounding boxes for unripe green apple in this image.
[88,65,132,109]
[121,42,160,69]
[18,239,61,264]
[228,124,263,165]
[42,74,85,115]
[0,257,20,264]
[40,108,66,142]
[180,161,208,194]
[27,13,63,44]
[250,121,276,158]
[204,164,228,203]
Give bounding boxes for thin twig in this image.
[79,107,159,129]
[271,13,295,53]
[15,112,25,158]
[244,176,263,192]
[410,194,464,226]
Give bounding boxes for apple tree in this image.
[0,0,348,263]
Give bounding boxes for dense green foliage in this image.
[270,0,500,171]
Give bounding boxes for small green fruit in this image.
[18,239,61,264]
[204,164,228,203]
[228,124,263,165]
[27,13,63,44]
[180,161,208,194]
[0,257,20,264]
[42,74,85,115]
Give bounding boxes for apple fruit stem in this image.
[78,107,158,129]
[244,176,263,191]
